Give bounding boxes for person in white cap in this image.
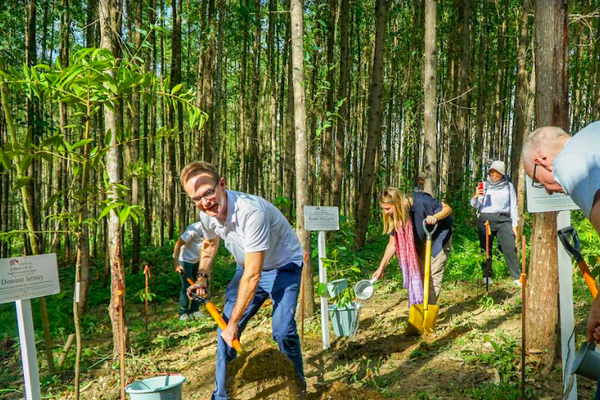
[522,122,600,345]
[470,160,521,286]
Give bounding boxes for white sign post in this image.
[526,176,579,400]
[0,254,60,400]
[304,206,340,350]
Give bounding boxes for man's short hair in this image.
[522,126,569,169]
[180,161,220,187]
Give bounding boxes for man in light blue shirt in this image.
[522,122,600,346]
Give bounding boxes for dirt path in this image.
[63,279,598,400]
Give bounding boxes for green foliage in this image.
[464,382,533,400]
[461,333,524,383]
[0,47,207,242]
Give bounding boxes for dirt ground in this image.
[6,279,598,400]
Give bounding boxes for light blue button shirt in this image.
[554,122,600,218]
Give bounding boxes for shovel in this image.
[557,226,598,298]
[407,221,439,335]
[180,272,244,353]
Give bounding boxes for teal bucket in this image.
[125,375,186,400]
[329,302,359,337]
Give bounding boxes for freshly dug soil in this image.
[226,345,302,400]
[308,382,391,400]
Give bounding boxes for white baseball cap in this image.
[488,160,506,176]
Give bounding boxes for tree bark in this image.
[332,0,349,209]
[423,0,437,197]
[168,0,183,240]
[99,0,127,359]
[511,0,531,200]
[283,18,295,221]
[354,0,387,249]
[290,0,314,316]
[527,0,569,374]
[320,0,336,206]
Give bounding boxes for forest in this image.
[1,0,600,399]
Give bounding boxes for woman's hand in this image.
[425,215,438,225]
[371,267,385,282]
[472,187,484,199]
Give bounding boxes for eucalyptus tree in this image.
[354,0,388,249]
[527,0,569,374]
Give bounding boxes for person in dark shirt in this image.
[372,187,453,305]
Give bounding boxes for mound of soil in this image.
[226,345,302,400]
[308,382,391,400]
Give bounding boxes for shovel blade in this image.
[406,304,440,335]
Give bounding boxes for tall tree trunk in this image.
[99,0,127,360]
[527,0,569,374]
[144,0,157,246]
[168,0,182,240]
[201,0,216,165]
[333,0,349,209]
[354,0,387,249]
[267,0,278,200]
[448,0,469,201]
[473,0,488,179]
[24,0,57,376]
[423,0,437,197]
[126,0,143,274]
[214,0,226,170]
[249,0,261,195]
[511,0,531,196]
[320,0,336,206]
[283,20,295,220]
[290,0,314,316]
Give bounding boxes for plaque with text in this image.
[304,206,340,231]
[0,254,60,304]
[526,175,579,213]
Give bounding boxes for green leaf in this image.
[40,134,63,149]
[0,148,12,170]
[71,139,93,151]
[119,206,131,226]
[18,155,33,173]
[99,203,119,220]
[13,176,31,191]
[171,83,183,95]
[43,193,61,212]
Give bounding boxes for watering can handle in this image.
[422,220,438,239]
[557,226,584,263]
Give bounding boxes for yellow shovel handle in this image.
[423,239,432,314]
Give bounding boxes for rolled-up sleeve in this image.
[470,197,482,210]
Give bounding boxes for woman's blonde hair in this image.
[379,187,413,234]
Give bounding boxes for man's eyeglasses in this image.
[531,163,545,189]
[191,182,219,204]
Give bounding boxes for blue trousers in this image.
[178,261,200,315]
[212,262,305,400]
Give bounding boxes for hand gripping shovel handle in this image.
[558,226,598,299]
[422,220,438,240]
[181,272,244,353]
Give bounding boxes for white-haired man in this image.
[522,122,600,345]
